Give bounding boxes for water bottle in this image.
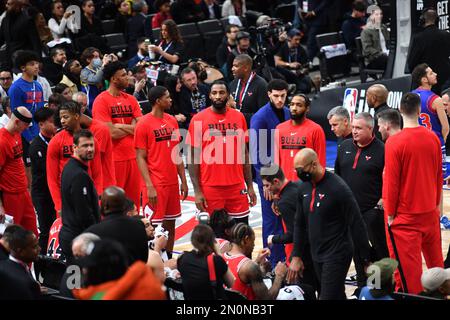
[145,39,155,60]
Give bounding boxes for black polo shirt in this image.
[334,137,384,212]
[29,133,52,199]
[272,181,298,245]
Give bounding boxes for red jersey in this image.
[274,119,326,181]
[92,91,142,161]
[187,107,248,187]
[0,128,28,193]
[47,129,103,211]
[47,217,62,259]
[134,113,180,186]
[383,126,442,216]
[89,119,116,188]
[216,238,230,252]
[222,252,256,300]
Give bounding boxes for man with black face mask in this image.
[275,94,326,182]
[187,80,257,227]
[286,148,371,300]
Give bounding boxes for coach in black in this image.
[59,129,100,261]
[287,148,371,300]
[334,112,388,294]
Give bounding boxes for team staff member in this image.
[383,93,444,294]
[366,84,390,139]
[229,54,268,126]
[376,109,402,142]
[187,80,257,224]
[327,106,353,147]
[0,107,38,236]
[250,79,290,266]
[47,101,103,213]
[135,86,188,254]
[59,129,100,261]
[275,94,326,182]
[29,108,57,253]
[93,61,143,209]
[335,112,388,293]
[288,148,371,300]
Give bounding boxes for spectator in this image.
[359,258,398,300]
[171,0,205,24]
[229,54,268,125]
[201,0,221,20]
[225,31,256,80]
[187,60,209,86]
[61,59,82,95]
[163,74,184,121]
[366,84,390,139]
[420,267,450,299]
[113,0,131,34]
[274,29,312,94]
[80,47,109,111]
[131,64,154,101]
[0,96,11,129]
[79,0,105,38]
[0,68,13,98]
[327,106,353,147]
[360,5,389,71]
[43,48,67,86]
[341,0,367,55]
[216,24,239,73]
[92,61,143,210]
[151,19,185,65]
[72,239,166,300]
[126,0,152,59]
[221,0,246,17]
[54,83,73,101]
[0,227,41,299]
[222,223,287,299]
[128,37,152,69]
[376,109,402,142]
[179,67,210,129]
[31,10,54,47]
[407,8,450,95]
[209,209,236,254]
[48,0,79,40]
[0,0,42,68]
[47,92,66,114]
[0,225,23,261]
[59,129,101,261]
[29,108,57,254]
[178,224,234,300]
[85,186,149,264]
[152,0,173,29]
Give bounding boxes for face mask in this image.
[92,57,102,68]
[296,167,312,182]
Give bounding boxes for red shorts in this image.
[202,184,250,218]
[143,184,181,224]
[114,160,142,210]
[2,191,38,236]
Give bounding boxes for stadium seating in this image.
[101,19,115,35]
[197,19,225,65]
[177,23,205,62]
[355,36,385,83]
[316,31,351,82]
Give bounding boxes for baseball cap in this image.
[421,267,450,292]
[367,258,398,285]
[236,31,250,41]
[76,239,128,268]
[276,285,305,300]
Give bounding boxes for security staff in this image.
[287,148,371,300]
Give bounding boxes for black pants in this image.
[234,216,249,225]
[31,193,56,255]
[366,54,388,70]
[313,255,352,300]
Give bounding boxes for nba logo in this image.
[344,88,358,122]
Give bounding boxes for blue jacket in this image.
[250,103,290,175]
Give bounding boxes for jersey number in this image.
[419,113,432,129]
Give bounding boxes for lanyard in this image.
[234,72,255,110]
[158,41,173,61]
[39,132,49,145]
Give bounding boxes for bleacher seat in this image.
[316,31,351,82]
[197,19,225,65]
[101,19,115,35]
[274,3,296,24]
[355,36,385,83]
[177,23,205,61]
[103,33,127,52]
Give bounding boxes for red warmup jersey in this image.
[383,126,442,216]
[92,91,142,162]
[274,119,326,181]
[47,217,62,259]
[47,129,103,211]
[222,252,256,300]
[187,107,248,187]
[89,119,116,188]
[0,128,28,193]
[134,113,180,186]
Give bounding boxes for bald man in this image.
[366,84,390,139]
[0,107,38,236]
[287,148,371,300]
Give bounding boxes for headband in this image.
[13,109,32,124]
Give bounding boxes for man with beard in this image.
[275,94,326,182]
[42,48,67,86]
[187,80,256,225]
[59,129,100,261]
[93,61,143,209]
[376,109,402,142]
[249,79,290,267]
[47,101,103,215]
[127,37,152,69]
[226,32,256,81]
[229,54,268,126]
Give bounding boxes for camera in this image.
[250,18,292,39]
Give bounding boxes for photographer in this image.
[254,16,288,69]
[274,29,312,94]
